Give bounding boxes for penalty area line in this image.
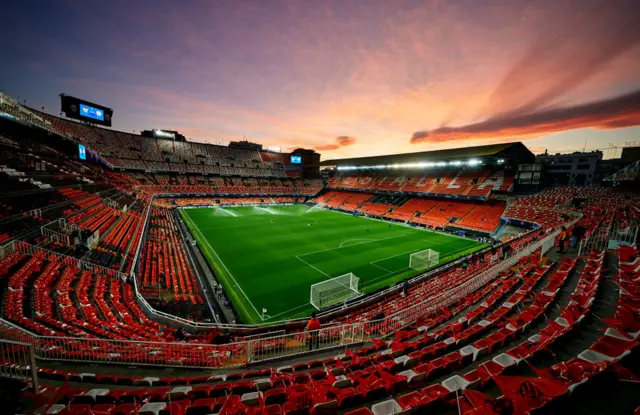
[299,233,409,258]
[295,255,330,277]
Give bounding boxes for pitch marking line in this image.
[299,234,410,258]
[295,255,330,277]
[370,247,425,265]
[183,211,264,321]
[368,247,427,274]
[339,238,372,248]
[370,262,394,273]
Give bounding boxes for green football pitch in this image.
[181,205,486,324]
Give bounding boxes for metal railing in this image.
[9,241,128,280]
[0,338,38,393]
[40,226,71,246]
[0,227,560,369]
[579,216,639,255]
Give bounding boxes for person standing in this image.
[570,225,582,250]
[306,312,321,350]
[558,226,568,254]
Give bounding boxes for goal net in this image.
[310,273,360,310]
[409,249,440,271]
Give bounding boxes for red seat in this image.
[263,404,283,415]
[112,403,141,415]
[396,390,437,413]
[162,401,191,415]
[187,385,212,400]
[65,404,92,415]
[264,388,287,405]
[282,401,310,415]
[186,398,217,415]
[91,404,116,414]
[344,409,373,415]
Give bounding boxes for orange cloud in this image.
[479,0,640,118]
[315,136,357,151]
[411,89,640,144]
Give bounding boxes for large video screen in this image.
[78,144,87,160]
[290,155,302,164]
[60,95,113,127]
[79,104,104,122]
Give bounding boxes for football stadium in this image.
[1,93,639,415]
[2,1,640,413]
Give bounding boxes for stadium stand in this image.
[454,201,506,232]
[16,235,639,415]
[140,208,205,306]
[314,191,507,232]
[328,169,514,198]
[36,111,288,177]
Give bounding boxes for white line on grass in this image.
[183,211,264,321]
[370,247,426,265]
[295,255,330,277]
[339,238,372,248]
[370,262,394,273]
[299,233,410,258]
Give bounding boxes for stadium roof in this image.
[320,141,534,166]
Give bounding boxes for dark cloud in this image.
[411,89,640,144]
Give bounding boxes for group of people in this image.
[557,224,586,254]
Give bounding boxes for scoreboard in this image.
[60,94,113,127]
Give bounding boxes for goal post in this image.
[409,249,440,271]
[310,273,360,310]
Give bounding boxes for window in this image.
[577,164,590,170]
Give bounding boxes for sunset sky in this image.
[2,0,639,160]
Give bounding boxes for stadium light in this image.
[336,158,485,171]
[467,158,481,166]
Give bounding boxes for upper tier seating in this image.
[107,173,322,198]
[36,112,290,177]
